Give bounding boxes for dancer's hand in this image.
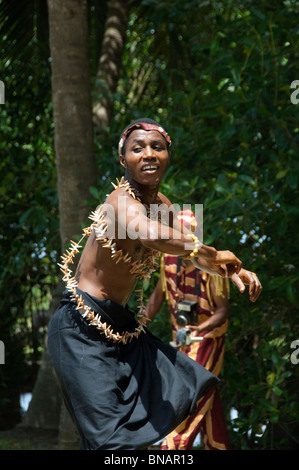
[230,269,262,302]
[192,246,242,277]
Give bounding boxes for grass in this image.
[0,437,46,450]
[0,427,58,450]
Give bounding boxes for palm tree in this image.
[93,0,129,132]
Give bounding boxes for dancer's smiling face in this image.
[120,129,170,186]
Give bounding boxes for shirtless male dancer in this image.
[48,118,262,450]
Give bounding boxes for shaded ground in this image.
[0,427,59,450]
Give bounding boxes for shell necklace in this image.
[58,177,160,344]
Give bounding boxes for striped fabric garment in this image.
[160,255,231,450]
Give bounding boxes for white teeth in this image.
[143,165,158,170]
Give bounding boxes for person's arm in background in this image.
[187,267,262,336]
[187,275,229,336]
[144,277,165,321]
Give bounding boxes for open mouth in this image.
[141,164,159,173]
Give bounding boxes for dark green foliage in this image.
[114,0,299,449]
[0,20,58,426]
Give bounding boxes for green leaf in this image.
[276,169,288,179]
[89,186,100,200]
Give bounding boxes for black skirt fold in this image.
[47,289,219,450]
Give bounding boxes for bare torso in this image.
[75,186,167,306]
[75,231,150,306]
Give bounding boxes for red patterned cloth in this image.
[160,255,231,450]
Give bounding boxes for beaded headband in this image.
[118,122,171,156]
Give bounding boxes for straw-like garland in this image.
[58,177,160,344]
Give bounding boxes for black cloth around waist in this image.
[47,287,220,450]
[59,288,139,337]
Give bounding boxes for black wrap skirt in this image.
[47,288,219,450]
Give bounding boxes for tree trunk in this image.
[93,0,129,133]
[21,0,130,449]
[48,0,98,250]
[21,0,97,449]
[20,280,63,431]
[47,0,97,449]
